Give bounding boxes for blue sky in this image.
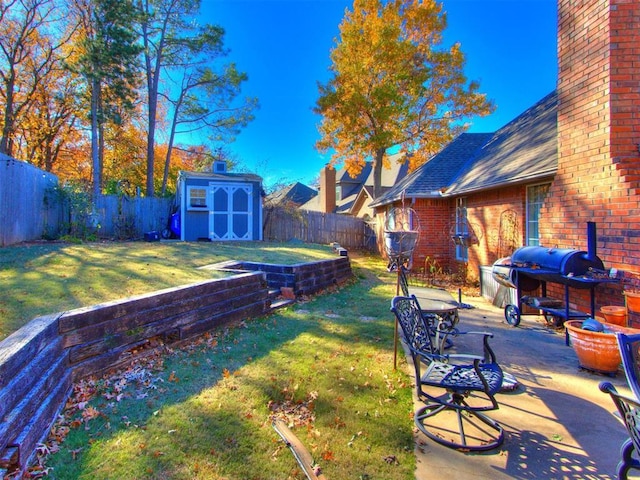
[197,0,558,190]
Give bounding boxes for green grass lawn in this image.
[30,248,415,479]
[0,240,337,342]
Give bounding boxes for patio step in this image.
[267,289,295,311]
[269,298,296,311]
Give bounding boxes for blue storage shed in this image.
[177,162,264,241]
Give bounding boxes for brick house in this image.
[372,0,640,324]
[371,91,557,282]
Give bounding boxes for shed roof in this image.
[179,170,263,184]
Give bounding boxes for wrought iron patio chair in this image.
[599,381,640,480]
[390,295,504,451]
[617,332,640,400]
[599,332,640,479]
[396,265,458,353]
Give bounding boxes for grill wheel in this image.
[504,305,520,326]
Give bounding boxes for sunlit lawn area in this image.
[0,240,337,341]
[0,241,415,478]
[33,250,415,479]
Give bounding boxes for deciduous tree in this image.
[315,0,494,198]
[160,63,257,195]
[68,0,142,200]
[138,0,257,197]
[0,0,70,157]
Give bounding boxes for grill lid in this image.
[510,246,604,276]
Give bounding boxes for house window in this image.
[526,183,550,246]
[188,187,208,210]
[455,198,468,262]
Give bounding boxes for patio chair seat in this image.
[423,361,503,394]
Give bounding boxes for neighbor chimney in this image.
[319,165,336,213]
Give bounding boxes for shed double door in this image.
[208,183,253,240]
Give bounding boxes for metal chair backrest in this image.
[617,332,640,400]
[600,381,640,479]
[391,295,437,356]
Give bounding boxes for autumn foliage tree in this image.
[0,0,256,197]
[315,0,494,198]
[69,0,142,200]
[0,0,73,158]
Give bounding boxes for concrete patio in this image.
[406,294,634,480]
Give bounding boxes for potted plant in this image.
[624,290,640,313]
[565,319,640,374]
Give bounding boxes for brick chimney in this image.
[319,165,336,213]
[543,0,640,268]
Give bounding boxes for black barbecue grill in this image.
[492,222,618,326]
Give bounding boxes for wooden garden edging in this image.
[0,256,352,478]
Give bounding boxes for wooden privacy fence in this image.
[94,195,173,239]
[0,156,64,247]
[263,207,376,250]
[2,153,374,248]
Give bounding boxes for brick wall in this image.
[544,0,640,319]
[410,198,453,272]
[379,189,526,282]
[464,186,526,282]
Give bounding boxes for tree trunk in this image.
[161,88,184,196]
[0,71,16,156]
[160,112,178,196]
[372,148,385,200]
[146,103,156,197]
[90,77,101,202]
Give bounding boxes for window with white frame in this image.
[526,183,550,246]
[187,186,208,210]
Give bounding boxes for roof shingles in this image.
[372,91,558,207]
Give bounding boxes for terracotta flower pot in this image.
[600,306,627,326]
[565,320,640,374]
[624,291,640,313]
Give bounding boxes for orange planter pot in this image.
[600,306,627,326]
[624,291,640,313]
[565,320,640,374]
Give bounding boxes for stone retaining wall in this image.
[0,256,352,477]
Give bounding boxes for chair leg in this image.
[618,438,640,480]
[414,395,504,452]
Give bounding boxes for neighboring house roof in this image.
[265,182,317,207]
[371,91,558,207]
[336,153,409,213]
[300,152,409,214]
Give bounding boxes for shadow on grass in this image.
[43,254,416,479]
[0,241,338,341]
